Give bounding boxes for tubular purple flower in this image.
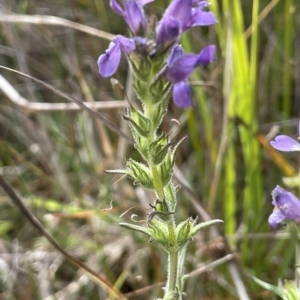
[98,35,135,77]
[189,9,217,27]
[165,54,199,83]
[98,42,121,77]
[196,45,216,66]
[156,17,181,45]
[270,122,300,151]
[268,185,300,231]
[156,0,216,45]
[167,44,183,65]
[173,82,193,108]
[165,45,216,83]
[110,0,151,34]
[124,0,147,33]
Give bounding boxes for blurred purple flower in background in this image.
[270,122,300,152]
[268,185,300,231]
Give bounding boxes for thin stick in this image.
[0,65,132,143]
[0,14,114,41]
[0,74,127,112]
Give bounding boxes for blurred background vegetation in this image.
[0,0,299,299]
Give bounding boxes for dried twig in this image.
[0,74,127,113]
[0,14,114,41]
[0,65,132,142]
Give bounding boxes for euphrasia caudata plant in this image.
[98,1,222,299]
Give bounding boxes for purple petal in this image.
[156,17,181,45]
[272,185,300,223]
[196,45,216,66]
[173,82,193,108]
[98,42,121,77]
[137,0,154,5]
[156,0,192,44]
[167,44,183,66]
[268,209,286,232]
[270,135,300,152]
[110,0,125,15]
[124,0,147,33]
[165,54,199,83]
[114,35,136,52]
[162,0,192,25]
[189,10,217,27]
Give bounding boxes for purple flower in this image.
[268,185,300,231]
[156,0,217,45]
[110,0,153,34]
[270,122,300,152]
[166,45,216,108]
[165,45,216,83]
[173,82,193,108]
[98,35,136,77]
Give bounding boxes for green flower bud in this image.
[133,135,149,161]
[157,151,173,187]
[149,217,169,249]
[176,218,193,247]
[124,107,151,137]
[149,134,170,165]
[125,159,154,190]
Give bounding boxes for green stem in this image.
[164,248,179,300]
[144,86,181,300]
[152,166,165,200]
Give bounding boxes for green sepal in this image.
[149,84,172,129]
[128,53,151,81]
[189,219,223,237]
[119,222,153,237]
[149,217,169,248]
[151,102,169,131]
[124,107,151,137]
[133,79,148,105]
[176,218,193,247]
[134,135,149,161]
[163,183,177,212]
[157,151,173,187]
[125,158,154,189]
[149,134,170,165]
[156,136,188,187]
[150,80,172,106]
